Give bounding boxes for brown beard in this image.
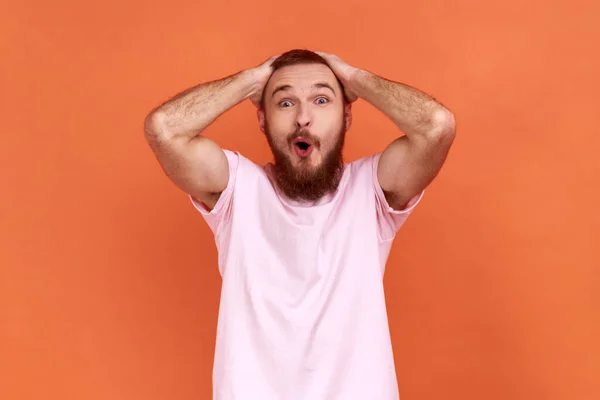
[265,122,346,202]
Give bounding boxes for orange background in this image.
[2,0,599,399]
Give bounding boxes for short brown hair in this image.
[271,49,328,71]
[261,49,346,108]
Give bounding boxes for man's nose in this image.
[295,105,312,128]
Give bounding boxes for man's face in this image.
[259,63,352,202]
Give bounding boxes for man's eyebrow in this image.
[271,84,292,98]
[271,82,337,98]
[312,82,336,96]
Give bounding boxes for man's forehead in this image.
[267,64,339,93]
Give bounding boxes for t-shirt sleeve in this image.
[189,149,239,236]
[371,152,424,242]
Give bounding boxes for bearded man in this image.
[144,49,456,400]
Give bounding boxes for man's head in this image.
[258,49,353,203]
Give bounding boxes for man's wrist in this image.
[346,68,367,93]
[239,68,263,100]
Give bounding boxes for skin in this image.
[144,52,455,211]
[258,63,351,174]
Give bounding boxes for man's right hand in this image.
[249,55,279,107]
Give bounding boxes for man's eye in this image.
[279,100,293,107]
[315,97,329,104]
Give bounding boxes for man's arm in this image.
[349,70,455,209]
[317,52,456,209]
[144,56,277,209]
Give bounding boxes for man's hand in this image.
[249,55,280,107]
[316,51,359,103]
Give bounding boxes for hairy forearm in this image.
[348,69,453,138]
[145,70,257,140]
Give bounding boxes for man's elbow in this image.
[144,110,170,142]
[428,108,456,145]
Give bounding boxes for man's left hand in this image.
[316,51,359,103]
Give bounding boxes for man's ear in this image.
[257,108,266,133]
[344,102,352,131]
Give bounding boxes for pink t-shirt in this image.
[190,150,423,400]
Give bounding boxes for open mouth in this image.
[293,138,314,157]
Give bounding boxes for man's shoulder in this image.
[223,149,264,169]
[222,149,272,183]
[346,153,381,176]
[335,154,380,197]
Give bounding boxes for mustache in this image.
[287,128,321,148]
